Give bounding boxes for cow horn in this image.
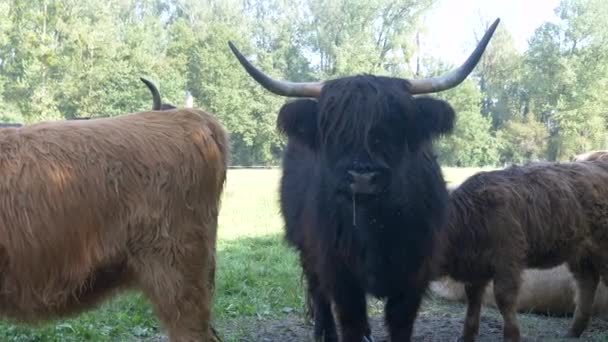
[228,42,324,98]
[408,18,500,94]
[140,77,162,110]
[229,18,499,97]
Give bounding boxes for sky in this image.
[420,0,561,65]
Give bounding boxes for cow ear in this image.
[413,96,455,138]
[277,99,319,150]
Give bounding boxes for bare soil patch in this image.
[147,298,608,341]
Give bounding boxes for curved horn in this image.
[140,77,162,110]
[228,42,324,98]
[409,18,500,94]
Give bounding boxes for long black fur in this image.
[278,74,455,341]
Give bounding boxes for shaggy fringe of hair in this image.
[317,75,412,157]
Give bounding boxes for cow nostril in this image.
[347,171,379,183]
[347,171,381,194]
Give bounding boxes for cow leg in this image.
[492,270,522,342]
[305,270,338,342]
[132,227,216,342]
[567,260,599,338]
[330,272,369,342]
[384,282,426,342]
[313,293,337,342]
[460,280,489,342]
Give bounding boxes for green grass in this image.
[0,167,485,341]
[0,294,159,341]
[442,166,496,185]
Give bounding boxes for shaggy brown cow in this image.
[431,265,608,318]
[0,108,228,342]
[434,153,608,321]
[436,160,608,342]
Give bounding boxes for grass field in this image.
[2,167,607,341]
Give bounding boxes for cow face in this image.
[229,18,498,202]
[277,75,455,199]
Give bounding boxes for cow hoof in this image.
[312,334,337,342]
[564,331,581,339]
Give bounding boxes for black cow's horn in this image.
[408,18,500,94]
[228,17,499,97]
[228,42,324,98]
[140,77,162,110]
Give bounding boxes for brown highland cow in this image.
[433,152,608,322]
[0,107,228,342]
[436,160,608,342]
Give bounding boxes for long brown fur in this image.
[433,151,608,321]
[0,108,228,342]
[436,160,608,341]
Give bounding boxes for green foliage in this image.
[475,24,525,128]
[454,0,608,164]
[520,0,608,161]
[423,59,499,167]
[0,0,440,165]
[496,116,549,164]
[1,0,608,165]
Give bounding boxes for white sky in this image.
[420,0,561,65]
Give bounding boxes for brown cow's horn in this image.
[140,77,162,110]
[408,18,500,94]
[228,42,324,98]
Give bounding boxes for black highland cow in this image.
[229,18,499,342]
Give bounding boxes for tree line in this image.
[0,0,606,166]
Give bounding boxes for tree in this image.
[303,0,436,77]
[6,0,606,166]
[425,58,499,167]
[473,21,526,128]
[522,0,608,160]
[496,116,549,164]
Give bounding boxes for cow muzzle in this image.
[348,170,380,195]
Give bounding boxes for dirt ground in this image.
[147,298,608,341]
